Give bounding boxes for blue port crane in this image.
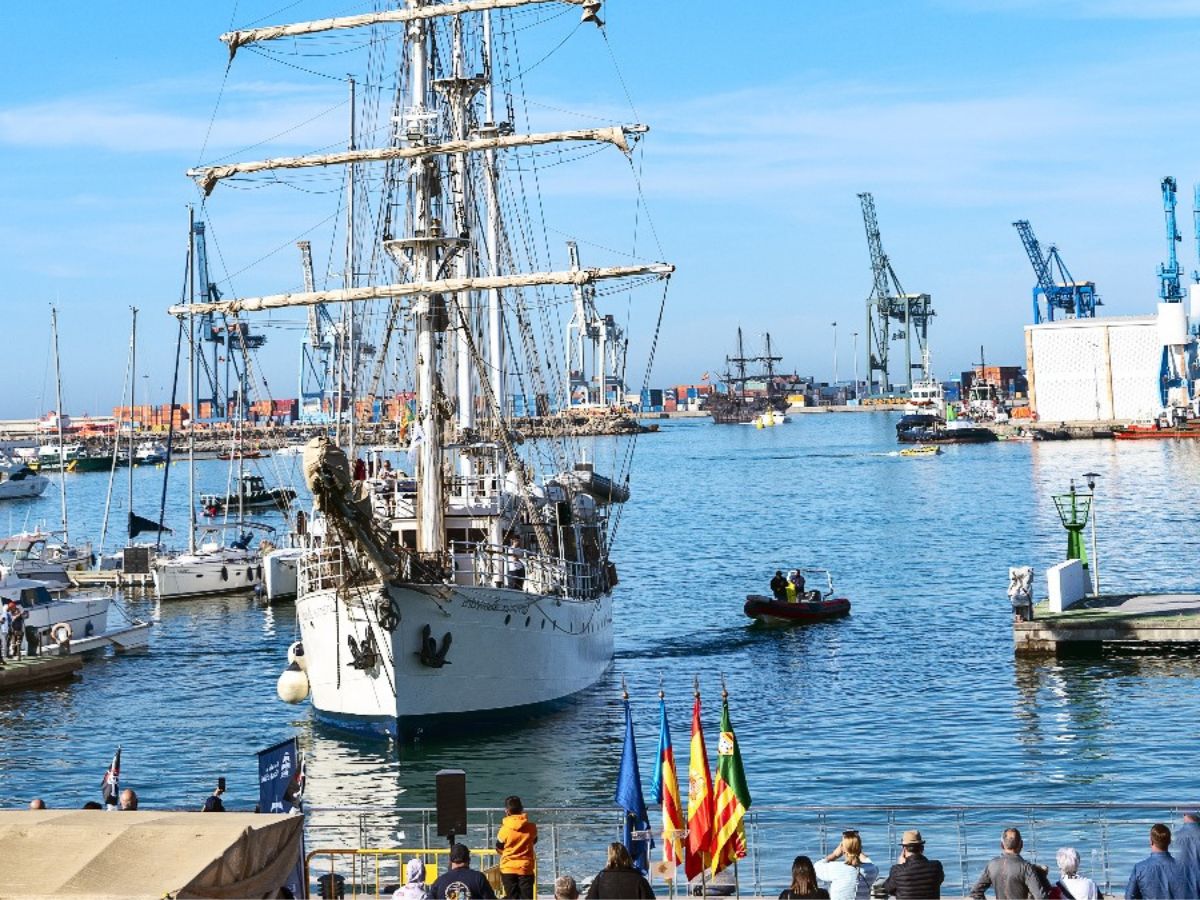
[1159,176,1185,302]
[296,240,338,424]
[192,220,266,422]
[1013,220,1099,324]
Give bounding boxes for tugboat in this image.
[744,569,852,626]
[706,329,791,424]
[201,473,296,517]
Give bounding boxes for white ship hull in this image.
[152,549,262,599]
[0,475,50,500]
[296,581,612,738]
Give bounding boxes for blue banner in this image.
[258,737,305,898]
[258,737,302,813]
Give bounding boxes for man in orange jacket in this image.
[496,795,538,899]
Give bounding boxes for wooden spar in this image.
[167,264,674,318]
[189,125,646,196]
[221,0,588,57]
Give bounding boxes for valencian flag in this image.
[615,695,652,873]
[684,690,714,881]
[101,746,121,806]
[711,691,752,876]
[651,692,684,870]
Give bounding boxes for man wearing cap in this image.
[969,828,1047,899]
[882,830,945,899]
[430,843,497,900]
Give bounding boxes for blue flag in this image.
[615,697,652,873]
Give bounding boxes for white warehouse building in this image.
[1024,300,1194,422]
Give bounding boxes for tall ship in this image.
[706,328,791,424]
[178,0,672,737]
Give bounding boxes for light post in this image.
[1083,471,1101,593]
[832,321,839,388]
[852,332,859,400]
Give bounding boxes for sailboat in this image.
[179,0,673,737]
[151,215,270,599]
[706,329,790,424]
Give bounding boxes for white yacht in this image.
[0,460,49,500]
[151,526,267,599]
[0,532,92,588]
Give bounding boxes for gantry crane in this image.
[858,193,933,394]
[193,220,265,422]
[565,241,627,407]
[296,240,338,424]
[1012,220,1099,324]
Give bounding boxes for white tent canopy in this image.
[0,810,303,899]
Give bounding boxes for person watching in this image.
[969,828,1046,899]
[1126,823,1194,899]
[882,830,945,899]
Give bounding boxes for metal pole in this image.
[832,321,838,386]
[1090,491,1100,594]
[852,332,859,400]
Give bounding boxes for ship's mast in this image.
[50,305,69,545]
[482,10,506,428]
[346,76,359,462]
[410,0,445,554]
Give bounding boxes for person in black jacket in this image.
[585,843,654,899]
[882,830,945,899]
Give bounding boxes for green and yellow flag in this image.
[710,692,751,876]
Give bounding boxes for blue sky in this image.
[3,1,1200,418]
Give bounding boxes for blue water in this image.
[2,415,1198,819]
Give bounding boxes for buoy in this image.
[287,640,307,671]
[276,661,309,704]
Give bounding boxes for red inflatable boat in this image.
[743,569,851,626]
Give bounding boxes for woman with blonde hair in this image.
[812,831,879,900]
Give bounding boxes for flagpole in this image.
[696,676,707,900]
[722,677,737,899]
[659,681,674,900]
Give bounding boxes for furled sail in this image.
[221,0,592,57]
[169,265,673,318]
[189,126,646,195]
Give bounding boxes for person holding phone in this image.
[203,778,226,812]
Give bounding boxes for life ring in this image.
[50,622,72,645]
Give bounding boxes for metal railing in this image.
[306,846,511,899]
[460,542,605,599]
[303,803,1197,898]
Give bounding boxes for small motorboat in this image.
[899,445,941,457]
[743,568,851,627]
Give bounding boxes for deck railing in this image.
[303,802,1197,898]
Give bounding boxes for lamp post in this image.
[1083,471,1101,593]
[832,321,839,388]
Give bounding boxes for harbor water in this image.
[1,415,1198,879]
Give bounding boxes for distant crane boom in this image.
[1012,220,1099,324]
[1159,176,1184,302]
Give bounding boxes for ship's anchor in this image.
[347,629,379,671]
[417,624,452,668]
[376,594,400,631]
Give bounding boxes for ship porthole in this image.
[504,614,511,625]
[524,616,531,627]
[541,620,545,629]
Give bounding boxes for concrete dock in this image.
[0,654,83,692]
[1014,593,1200,655]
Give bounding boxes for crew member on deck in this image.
[770,570,788,601]
[789,569,806,601]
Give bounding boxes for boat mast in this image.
[483,10,506,429]
[127,306,137,545]
[446,14,477,477]
[187,208,197,554]
[410,0,446,554]
[50,305,69,544]
[346,76,358,463]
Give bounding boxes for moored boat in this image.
[899,445,942,457]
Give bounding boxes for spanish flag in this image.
[684,693,714,880]
[710,693,752,876]
[651,694,684,870]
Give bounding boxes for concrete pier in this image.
[1014,593,1200,655]
[0,654,83,692]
